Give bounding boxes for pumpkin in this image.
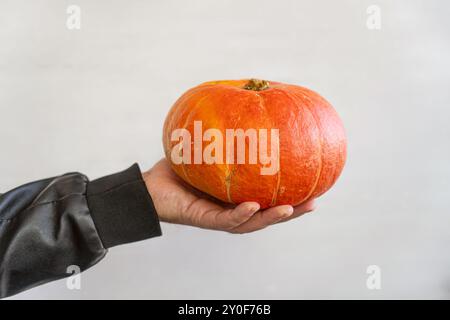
[163,79,346,208]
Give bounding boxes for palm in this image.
[143,159,315,233]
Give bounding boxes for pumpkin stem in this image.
[243,79,270,91]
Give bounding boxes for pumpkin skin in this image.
[163,79,346,209]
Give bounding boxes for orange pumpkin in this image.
[163,79,346,208]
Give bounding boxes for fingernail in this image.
[282,206,294,217]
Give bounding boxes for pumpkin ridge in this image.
[178,94,211,186]
[225,167,236,203]
[254,92,281,207]
[277,87,323,204]
[224,98,246,204]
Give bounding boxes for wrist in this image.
[142,170,168,223]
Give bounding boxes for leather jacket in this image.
[0,164,162,298]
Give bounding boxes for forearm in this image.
[0,164,161,298]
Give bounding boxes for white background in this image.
[1,0,450,299]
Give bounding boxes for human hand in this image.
[143,159,315,233]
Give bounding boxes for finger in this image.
[278,200,316,223]
[229,205,294,234]
[213,202,260,230]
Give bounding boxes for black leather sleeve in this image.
[0,164,162,299]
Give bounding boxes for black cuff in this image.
[86,163,162,249]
